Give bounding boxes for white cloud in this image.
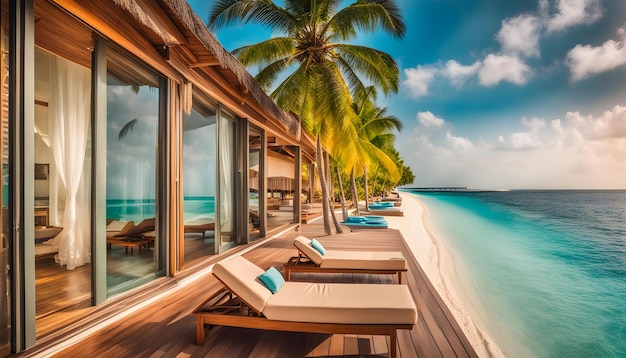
[563,105,626,140]
[547,0,602,33]
[521,116,548,132]
[446,132,474,151]
[479,54,532,86]
[566,25,626,80]
[417,111,445,128]
[443,60,481,86]
[400,104,626,189]
[496,132,544,150]
[401,0,610,94]
[403,66,436,98]
[497,14,542,58]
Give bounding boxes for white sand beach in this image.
[383,192,505,358]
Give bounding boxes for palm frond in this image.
[271,65,314,122]
[335,44,399,95]
[118,118,138,140]
[333,56,368,98]
[361,114,402,139]
[312,61,357,133]
[328,1,406,41]
[358,139,400,180]
[208,0,295,33]
[254,56,295,91]
[232,37,297,66]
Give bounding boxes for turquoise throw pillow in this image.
[310,238,326,255]
[258,267,285,294]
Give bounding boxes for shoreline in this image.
[384,192,505,358]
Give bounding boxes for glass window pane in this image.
[0,0,10,353]
[33,0,94,332]
[182,101,216,264]
[106,47,160,296]
[218,111,235,249]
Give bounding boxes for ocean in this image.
[106,197,215,222]
[407,190,626,358]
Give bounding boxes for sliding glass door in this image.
[33,0,95,334]
[0,0,10,352]
[182,92,217,265]
[105,47,161,296]
[217,109,236,251]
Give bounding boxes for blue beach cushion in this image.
[257,266,285,294]
[346,216,366,223]
[371,201,394,208]
[310,238,326,255]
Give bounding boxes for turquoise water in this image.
[107,196,215,222]
[407,190,626,358]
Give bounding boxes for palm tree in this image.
[209,0,405,234]
[336,86,402,214]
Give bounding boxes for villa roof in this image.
[111,0,301,141]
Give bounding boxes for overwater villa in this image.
[0,0,320,353]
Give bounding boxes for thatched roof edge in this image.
[112,0,175,43]
[158,0,301,139]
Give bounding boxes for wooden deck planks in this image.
[20,219,477,358]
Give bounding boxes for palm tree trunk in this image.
[316,135,331,234]
[381,178,388,197]
[336,166,348,220]
[325,151,342,233]
[363,165,370,212]
[350,168,359,216]
[372,166,379,198]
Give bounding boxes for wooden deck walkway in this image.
[20,219,477,357]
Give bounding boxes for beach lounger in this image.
[340,215,389,229]
[107,218,155,255]
[193,255,417,358]
[284,236,407,283]
[184,222,215,238]
[367,207,404,216]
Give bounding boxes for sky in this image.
[186,0,626,190]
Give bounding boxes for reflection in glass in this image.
[106,48,160,296]
[249,128,261,239]
[33,46,93,336]
[0,0,10,352]
[183,103,216,263]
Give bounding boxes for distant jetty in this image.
[402,187,507,193]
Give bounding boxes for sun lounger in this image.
[107,218,155,255]
[106,220,134,240]
[284,236,407,283]
[184,222,215,237]
[340,215,389,229]
[367,207,404,216]
[193,255,417,358]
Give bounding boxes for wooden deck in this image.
[20,220,477,358]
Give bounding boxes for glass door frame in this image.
[215,104,237,253]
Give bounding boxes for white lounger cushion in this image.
[35,244,58,256]
[263,281,417,325]
[212,256,272,314]
[294,236,407,270]
[321,250,406,270]
[293,236,324,265]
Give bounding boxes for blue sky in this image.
[187,0,626,189]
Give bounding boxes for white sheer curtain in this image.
[219,115,233,235]
[49,56,91,270]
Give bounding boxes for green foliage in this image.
[208,0,405,140]
[209,0,413,202]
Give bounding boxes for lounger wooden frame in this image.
[193,277,413,358]
[284,249,408,284]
